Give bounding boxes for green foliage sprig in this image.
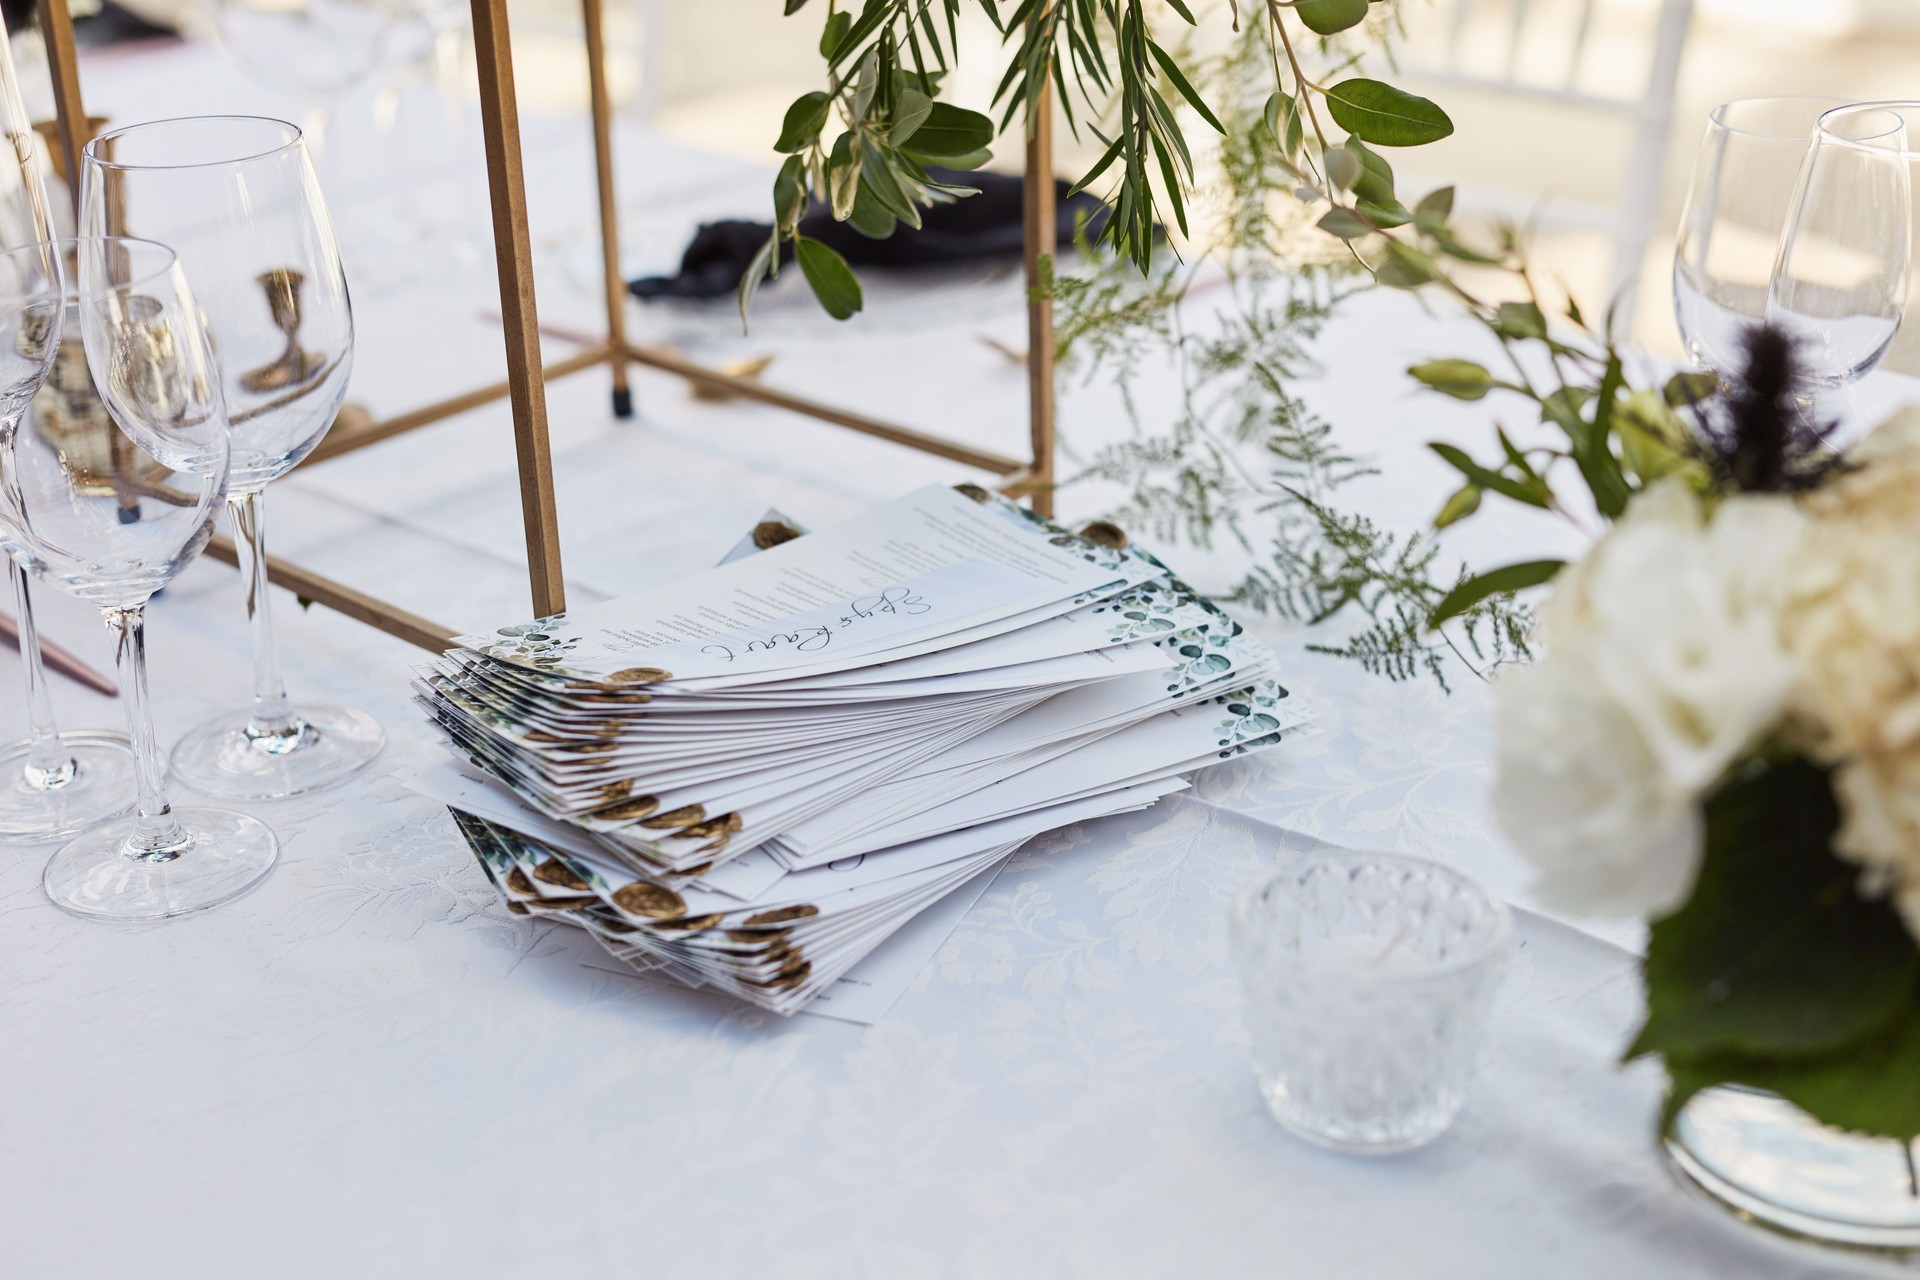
[759,0,1455,321]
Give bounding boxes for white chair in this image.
[1387,0,1695,323]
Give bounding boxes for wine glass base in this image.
[43,806,278,921]
[0,730,138,844]
[170,702,386,801]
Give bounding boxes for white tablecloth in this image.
[3,35,1912,1280]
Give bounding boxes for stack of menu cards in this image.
[408,484,1311,1021]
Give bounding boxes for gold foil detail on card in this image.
[505,867,536,897]
[604,667,673,685]
[592,795,659,822]
[742,904,820,927]
[1078,520,1129,550]
[611,881,687,919]
[640,805,706,829]
[532,860,590,891]
[752,520,801,549]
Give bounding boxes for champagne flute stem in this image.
[103,603,186,860]
[10,557,76,787]
[230,491,300,742]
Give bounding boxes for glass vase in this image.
[1666,1084,1920,1257]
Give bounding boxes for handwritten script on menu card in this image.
[698,585,933,663]
[466,486,1124,681]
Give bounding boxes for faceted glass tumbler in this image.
[1229,849,1512,1153]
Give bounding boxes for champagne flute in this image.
[0,38,136,843]
[1673,97,1856,382]
[1768,104,1914,394]
[81,116,384,800]
[0,237,278,919]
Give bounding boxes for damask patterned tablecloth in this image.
[3,36,1913,1280]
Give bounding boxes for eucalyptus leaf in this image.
[847,183,899,239]
[1413,185,1454,233]
[794,236,863,320]
[1376,240,1437,288]
[1324,78,1454,147]
[1324,145,1361,193]
[1428,559,1563,625]
[1344,138,1395,204]
[1355,198,1411,229]
[1295,0,1368,35]
[1317,207,1375,239]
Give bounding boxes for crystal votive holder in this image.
[1229,849,1512,1154]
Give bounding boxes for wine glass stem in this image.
[103,604,186,860]
[230,491,299,742]
[9,556,76,787]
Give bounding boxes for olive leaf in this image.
[1324,79,1454,147]
[794,236,863,319]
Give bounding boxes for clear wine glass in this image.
[81,116,384,801]
[0,45,138,842]
[0,237,278,919]
[0,238,138,843]
[1768,103,1914,392]
[1673,97,1856,382]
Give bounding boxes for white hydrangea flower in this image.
[1492,478,1807,917]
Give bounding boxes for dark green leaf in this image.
[1146,40,1225,134]
[1408,358,1493,400]
[898,101,994,162]
[1661,1005,1920,1142]
[784,0,809,13]
[1578,353,1631,519]
[826,132,861,220]
[1344,138,1395,204]
[818,9,851,58]
[794,236,863,320]
[1429,442,1551,507]
[1323,79,1454,147]
[1295,0,1368,35]
[1317,207,1375,239]
[1429,559,1564,625]
[775,91,833,153]
[773,154,809,230]
[846,183,899,239]
[1665,370,1720,407]
[1633,757,1920,1064]
[890,87,933,147]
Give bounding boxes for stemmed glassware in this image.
[0,237,278,919]
[1768,103,1915,394]
[80,116,383,800]
[1674,97,1855,381]
[0,51,136,843]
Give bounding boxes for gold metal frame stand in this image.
[35,0,1059,652]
